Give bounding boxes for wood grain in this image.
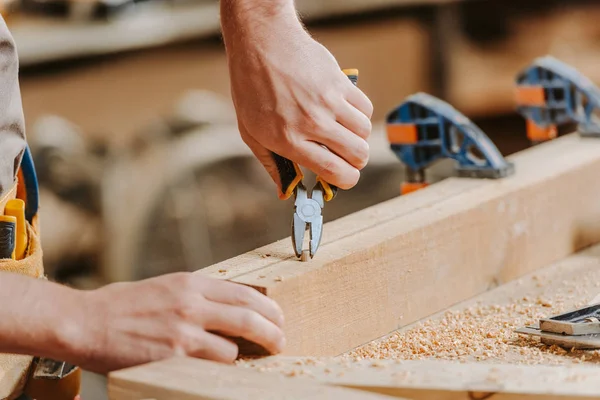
[107,357,402,400]
[200,134,600,356]
[240,358,600,400]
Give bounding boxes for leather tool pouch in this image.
[0,172,81,399]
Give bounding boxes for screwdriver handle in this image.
[316,69,360,202]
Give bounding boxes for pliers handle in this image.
[272,69,359,201]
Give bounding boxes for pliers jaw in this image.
[292,183,324,259]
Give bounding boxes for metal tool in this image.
[22,357,81,400]
[515,55,600,143]
[0,215,16,259]
[272,69,358,260]
[386,93,514,195]
[516,304,600,349]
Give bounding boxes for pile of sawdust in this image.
[345,271,600,365]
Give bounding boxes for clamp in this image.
[273,69,359,260]
[386,93,514,195]
[515,55,600,143]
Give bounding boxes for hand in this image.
[72,273,285,373]
[221,2,373,192]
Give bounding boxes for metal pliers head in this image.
[292,182,325,259]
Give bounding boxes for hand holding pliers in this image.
[271,69,359,260]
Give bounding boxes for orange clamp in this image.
[401,182,429,195]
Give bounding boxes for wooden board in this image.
[107,357,402,400]
[239,359,600,400]
[234,244,600,398]
[109,244,600,400]
[199,134,600,356]
[346,243,600,366]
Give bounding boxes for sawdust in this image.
[344,263,600,366]
[238,253,600,376]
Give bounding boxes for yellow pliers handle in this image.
[273,68,360,201]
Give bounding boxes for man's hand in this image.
[75,273,285,373]
[221,0,373,192]
[0,272,285,374]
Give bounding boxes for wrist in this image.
[52,289,107,366]
[41,286,91,363]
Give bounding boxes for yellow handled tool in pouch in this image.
[271,69,359,260]
[5,199,27,260]
[0,215,16,259]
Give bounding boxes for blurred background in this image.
[2,0,600,396]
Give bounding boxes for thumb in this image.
[238,123,284,198]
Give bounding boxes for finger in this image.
[204,302,285,355]
[336,100,373,141]
[201,279,284,328]
[288,141,360,190]
[188,331,239,363]
[313,121,369,171]
[238,122,283,194]
[344,83,374,119]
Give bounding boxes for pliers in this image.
[272,69,359,260]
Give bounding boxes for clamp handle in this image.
[272,69,360,201]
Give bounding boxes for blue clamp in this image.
[515,55,600,141]
[386,93,514,194]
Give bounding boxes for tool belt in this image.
[0,148,81,400]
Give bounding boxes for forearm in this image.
[0,272,87,361]
[220,0,303,51]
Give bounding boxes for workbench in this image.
[107,133,600,399]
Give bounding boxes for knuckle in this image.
[317,159,337,179]
[239,311,261,336]
[308,112,331,132]
[365,100,374,118]
[320,88,341,108]
[232,284,255,306]
[172,272,194,289]
[355,142,370,170]
[174,294,204,322]
[169,325,193,353]
[360,118,373,138]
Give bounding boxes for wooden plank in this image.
[239,358,600,400]
[107,357,403,400]
[233,244,600,398]
[346,243,600,365]
[200,134,600,356]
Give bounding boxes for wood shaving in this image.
[345,261,600,366]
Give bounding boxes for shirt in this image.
[0,16,26,198]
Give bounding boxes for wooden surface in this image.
[237,245,600,399]
[0,354,31,400]
[111,245,600,400]
[346,243,600,365]
[200,134,600,356]
[239,358,600,400]
[107,357,401,400]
